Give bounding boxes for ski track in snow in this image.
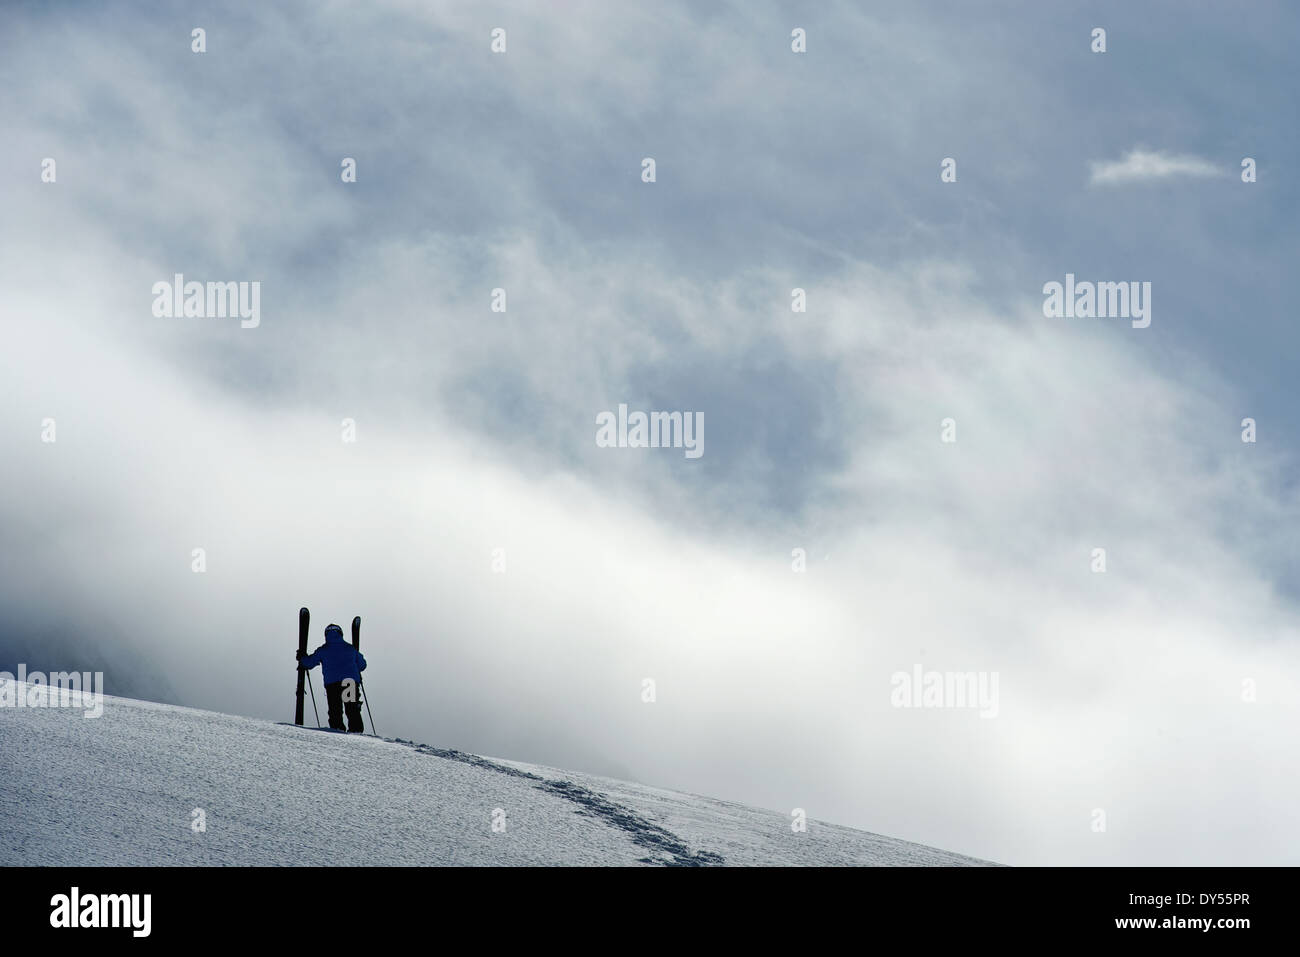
[0,689,995,866]
[396,740,724,866]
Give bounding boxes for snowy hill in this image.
[0,687,994,866]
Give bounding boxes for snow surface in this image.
[0,688,994,866]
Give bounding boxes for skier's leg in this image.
[343,679,364,733]
[345,698,364,733]
[324,681,345,730]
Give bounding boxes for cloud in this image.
[2,0,1298,868]
[5,234,1299,867]
[1089,149,1221,184]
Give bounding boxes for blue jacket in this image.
[300,631,367,685]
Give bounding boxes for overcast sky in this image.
[2,0,1298,865]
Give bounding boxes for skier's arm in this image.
[356,651,367,673]
[298,647,322,670]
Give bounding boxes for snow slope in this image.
[0,688,994,866]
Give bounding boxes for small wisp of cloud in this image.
[1089,148,1219,185]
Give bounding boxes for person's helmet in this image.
[325,623,344,639]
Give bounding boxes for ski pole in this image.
[360,679,377,736]
[306,670,322,728]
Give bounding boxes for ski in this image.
[295,606,309,726]
[352,615,377,735]
[350,615,364,710]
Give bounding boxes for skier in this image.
[297,623,367,732]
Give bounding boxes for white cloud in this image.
[5,236,1299,866]
[1090,148,1220,184]
[3,0,1297,868]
